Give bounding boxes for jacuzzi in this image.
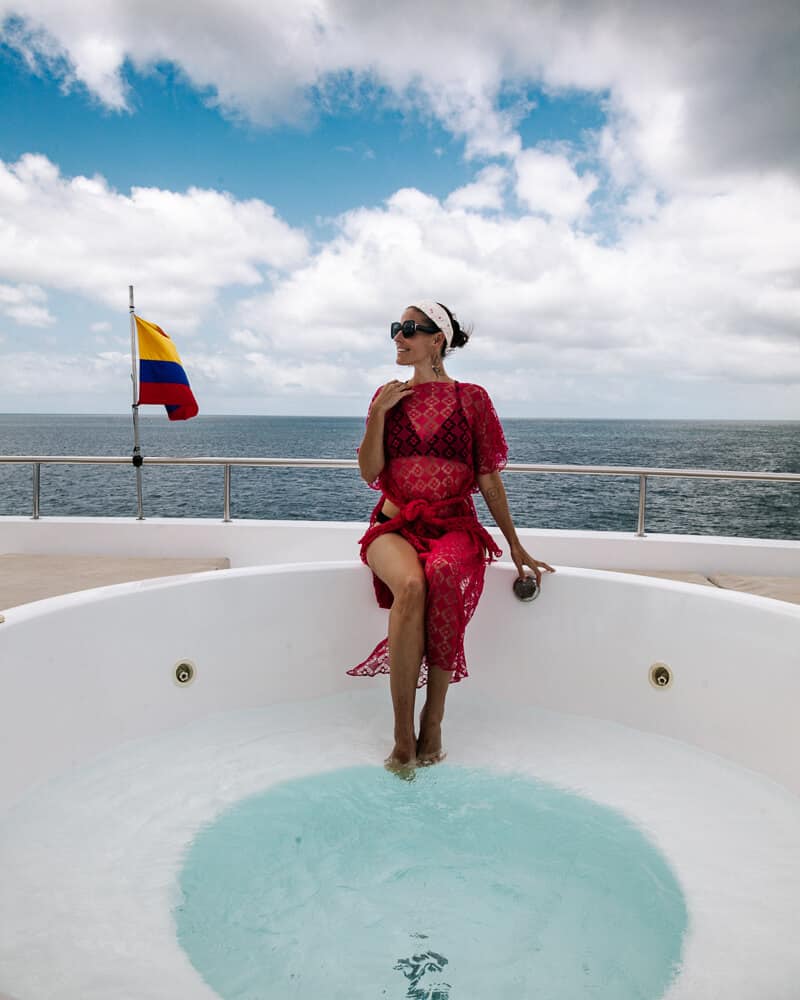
[1,562,799,999]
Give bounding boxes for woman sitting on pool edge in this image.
[348,301,555,770]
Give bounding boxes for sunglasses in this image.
[390,320,439,340]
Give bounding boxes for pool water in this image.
[176,766,686,999]
[1,688,799,999]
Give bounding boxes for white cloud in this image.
[0,154,308,330]
[186,349,372,400]
[233,168,800,398]
[0,282,55,326]
[620,184,661,222]
[2,1,797,177]
[229,328,262,349]
[514,149,598,220]
[1,4,799,414]
[90,320,112,333]
[445,165,508,212]
[1,145,798,413]
[0,349,127,396]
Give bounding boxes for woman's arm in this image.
[358,407,387,484]
[477,471,555,584]
[358,381,414,484]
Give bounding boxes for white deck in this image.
[1,516,799,609]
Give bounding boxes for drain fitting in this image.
[649,662,672,689]
[173,660,196,686]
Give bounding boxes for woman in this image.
[348,301,554,770]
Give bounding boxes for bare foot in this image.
[416,721,446,767]
[384,742,417,778]
[384,756,417,779]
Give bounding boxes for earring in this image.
[431,355,442,377]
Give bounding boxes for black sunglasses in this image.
[390,320,439,340]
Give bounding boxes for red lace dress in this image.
[347,381,508,687]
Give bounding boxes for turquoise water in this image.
[175,765,687,999]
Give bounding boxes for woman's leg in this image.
[418,664,450,764]
[417,531,475,763]
[366,533,427,766]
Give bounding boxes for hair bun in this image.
[437,302,470,353]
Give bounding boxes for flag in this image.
[135,315,199,420]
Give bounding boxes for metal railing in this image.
[1,454,799,536]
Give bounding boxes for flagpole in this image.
[129,284,145,520]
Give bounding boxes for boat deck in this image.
[0,553,230,610]
[610,568,800,603]
[1,553,799,611]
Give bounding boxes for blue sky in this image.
[0,2,797,418]
[0,52,606,230]
[1,55,467,223]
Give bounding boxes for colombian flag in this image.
[135,316,198,421]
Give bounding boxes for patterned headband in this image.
[410,300,454,348]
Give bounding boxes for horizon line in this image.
[1,411,799,423]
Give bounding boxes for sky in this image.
[0,1,798,419]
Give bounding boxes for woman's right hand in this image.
[372,380,414,416]
[359,381,413,483]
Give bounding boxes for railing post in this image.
[636,474,647,537]
[223,464,232,523]
[32,462,40,520]
[134,457,145,521]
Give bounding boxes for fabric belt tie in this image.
[360,496,502,562]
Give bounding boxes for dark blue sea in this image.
[1,414,799,539]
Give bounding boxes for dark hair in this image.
[421,302,470,358]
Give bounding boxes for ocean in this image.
[1,413,799,539]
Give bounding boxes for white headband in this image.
[410,300,454,348]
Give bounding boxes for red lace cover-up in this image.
[347,381,508,687]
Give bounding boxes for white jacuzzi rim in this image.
[3,557,799,803]
[3,558,800,999]
[2,559,800,624]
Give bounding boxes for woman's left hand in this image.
[509,541,556,586]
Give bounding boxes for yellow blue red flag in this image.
[135,316,198,421]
